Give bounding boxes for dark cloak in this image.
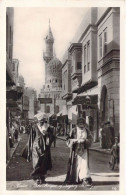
[22,124,54,179]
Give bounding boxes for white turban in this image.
[34,111,48,121]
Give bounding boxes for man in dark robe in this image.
[102,121,115,149]
[27,118,54,184]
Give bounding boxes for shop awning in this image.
[78,80,98,94]
[6,87,23,101]
[6,99,18,108]
[72,94,98,106]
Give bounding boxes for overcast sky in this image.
[13,7,88,93]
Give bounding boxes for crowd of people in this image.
[8,120,32,149]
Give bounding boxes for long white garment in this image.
[76,127,90,180]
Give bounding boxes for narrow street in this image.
[6,134,119,190]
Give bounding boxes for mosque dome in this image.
[46,56,62,88]
[48,56,62,69]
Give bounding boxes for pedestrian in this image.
[14,128,18,142]
[13,121,19,142]
[103,121,115,149]
[65,117,93,188]
[10,123,14,144]
[109,136,120,169]
[28,115,53,185]
[8,133,13,148]
[99,123,104,148]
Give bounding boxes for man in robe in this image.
[27,115,54,185]
[65,117,93,188]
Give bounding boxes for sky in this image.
[13,7,88,94]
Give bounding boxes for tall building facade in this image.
[39,22,65,114]
[6,8,24,162]
[62,7,120,143]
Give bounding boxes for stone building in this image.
[6,8,23,162]
[62,7,120,142]
[39,22,65,115]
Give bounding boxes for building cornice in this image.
[68,43,82,53]
[96,7,112,26]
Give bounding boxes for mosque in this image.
[39,21,65,115]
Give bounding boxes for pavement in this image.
[6,137,21,167]
[90,142,111,155]
[6,134,119,190]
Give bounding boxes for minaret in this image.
[43,20,54,63]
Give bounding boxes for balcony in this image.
[97,49,120,70]
[68,43,82,94]
[71,76,82,93]
[62,59,72,100]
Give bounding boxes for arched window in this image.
[55,79,57,83]
[48,85,49,88]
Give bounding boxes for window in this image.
[50,80,51,83]
[47,85,49,88]
[55,79,57,83]
[84,46,86,73]
[77,62,81,70]
[99,34,102,59]
[87,41,90,71]
[64,84,65,90]
[103,28,107,54]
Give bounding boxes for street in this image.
[6,134,119,190]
